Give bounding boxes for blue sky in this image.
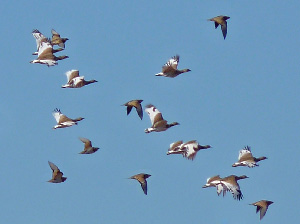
[0,1,299,223]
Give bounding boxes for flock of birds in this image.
[30,15,273,221]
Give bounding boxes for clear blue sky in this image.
[0,1,299,223]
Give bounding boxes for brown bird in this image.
[220,175,248,200]
[61,70,98,88]
[232,146,267,168]
[48,161,67,183]
[52,108,84,129]
[208,15,230,39]
[155,55,191,78]
[129,173,151,195]
[122,99,143,120]
[51,29,69,48]
[79,137,99,154]
[250,200,273,220]
[144,104,179,133]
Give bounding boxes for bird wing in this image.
[216,183,227,196]
[37,41,53,58]
[238,147,252,161]
[182,141,198,160]
[221,180,242,200]
[214,22,219,29]
[52,109,63,123]
[145,104,163,125]
[169,140,183,150]
[207,175,221,184]
[126,106,133,115]
[51,29,61,37]
[141,180,148,195]
[32,29,47,51]
[65,70,80,83]
[79,137,92,149]
[221,21,228,39]
[48,161,59,172]
[162,55,179,72]
[135,103,143,120]
[72,77,84,86]
[59,114,73,123]
[259,205,268,220]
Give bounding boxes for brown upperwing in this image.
[38,48,55,60]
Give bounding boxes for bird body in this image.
[155,55,191,78]
[232,146,267,168]
[144,104,179,133]
[250,200,273,220]
[208,15,230,39]
[122,100,143,120]
[129,173,151,195]
[52,108,84,129]
[62,70,98,88]
[79,137,99,154]
[48,161,67,183]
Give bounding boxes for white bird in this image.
[180,140,211,160]
[61,70,98,88]
[52,108,84,129]
[232,146,267,168]
[144,104,179,133]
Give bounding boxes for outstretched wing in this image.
[182,140,198,160]
[37,40,53,57]
[221,21,228,39]
[65,70,80,83]
[145,104,163,126]
[48,161,59,172]
[32,29,48,51]
[141,180,148,195]
[238,146,254,162]
[162,55,179,72]
[79,137,92,148]
[52,108,63,123]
